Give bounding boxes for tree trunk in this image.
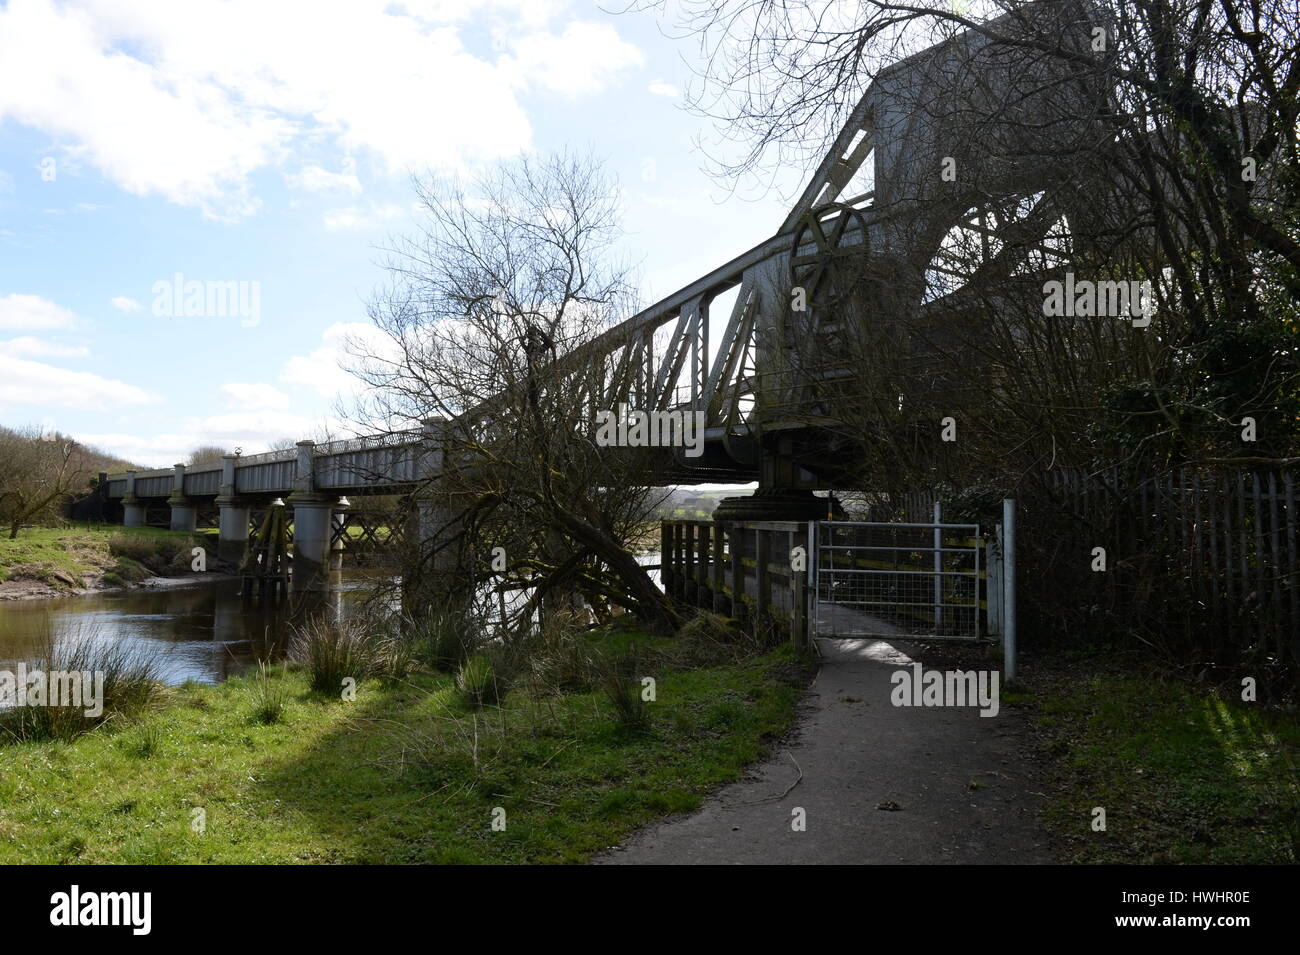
[552,510,682,635]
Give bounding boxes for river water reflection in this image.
[0,570,390,686]
[0,557,660,687]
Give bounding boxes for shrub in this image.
[249,661,288,724]
[594,648,648,729]
[406,610,480,672]
[455,654,507,708]
[526,612,597,694]
[108,558,148,584]
[288,615,386,695]
[676,610,757,664]
[106,533,200,576]
[0,625,166,743]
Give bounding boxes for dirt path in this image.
[597,637,1052,865]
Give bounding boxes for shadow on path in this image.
[597,637,1052,864]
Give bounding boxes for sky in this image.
[0,0,811,468]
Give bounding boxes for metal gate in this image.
[813,519,983,640]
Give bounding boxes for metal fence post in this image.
[933,501,943,630]
[806,519,817,645]
[1003,498,1017,681]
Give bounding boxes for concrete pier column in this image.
[167,463,197,531]
[404,417,471,612]
[215,453,250,565]
[122,470,144,527]
[289,496,336,593]
[287,440,334,593]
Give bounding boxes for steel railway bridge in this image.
[95,3,1181,596]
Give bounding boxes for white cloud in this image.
[220,382,290,410]
[288,162,362,194]
[0,293,79,330]
[182,411,328,446]
[0,353,155,407]
[322,202,406,231]
[0,336,89,358]
[111,295,142,312]
[281,321,394,398]
[0,1,643,219]
[70,431,192,467]
[502,22,644,96]
[78,410,336,468]
[647,79,679,98]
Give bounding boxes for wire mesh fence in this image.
[814,521,982,639]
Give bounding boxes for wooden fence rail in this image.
[661,466,1298,687]
[661,519,812,651]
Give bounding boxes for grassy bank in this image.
[0,624,805,863]
[1023,653,1299,863]
[0,523,217,590]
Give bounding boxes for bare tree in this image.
[0,426,97,539]
[186,445,231,466]
[350,151,682,635]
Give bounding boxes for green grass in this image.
[1028,663,1300,864]
[0,523,217,588]
[0,627,805,863]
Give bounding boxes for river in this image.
[0,570,388,686]
[0,557,661,686]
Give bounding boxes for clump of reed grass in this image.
[288,615,387,695]
[405,610,482,673]
[0,623,166,744]
[249,660,289,724]
[594,647,648,729]
[455,654,508,708]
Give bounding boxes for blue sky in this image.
[0,0,808,467]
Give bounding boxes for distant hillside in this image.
[0,425,138,478]
[649,488,738,520]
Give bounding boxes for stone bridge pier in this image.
[215,454,250,565]
[167,463,197,531]
[122,470,144,528]
[286,440,347,594]
[403,417,470,611]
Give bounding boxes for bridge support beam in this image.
[217,503,251,564]
[402,418,471,613]
[215,454,250,565]
[289,495,338,593]
[287,440,337,593]
[167,464,196,531]
[122,470,144,527]
[123,498,144,527]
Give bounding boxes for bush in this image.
[108,558,148,584]
[455,655,507,708]
[594,648,648,729]
[406,611,480,672]
[0,626,166,743]
[288,616,386,695]
[525,612,597,694]
[676,610,774,664]
[107,534,196,575]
